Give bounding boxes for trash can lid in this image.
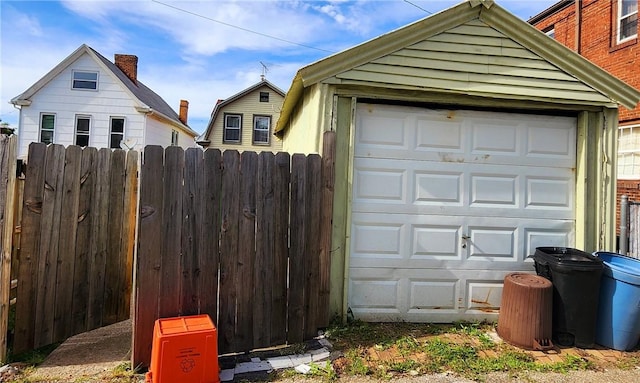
[594,252,640,285]
[533,247,603,270]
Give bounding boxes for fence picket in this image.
[88,148,112,330]
[288,154,307,344]
[71,147,96,334]
[272,152,290,345]
[237,151,257,351]
[0,134,17,362]
[199,149,222,320]
[305,154,322,339]
[53,145,82,342]
[119,151,139,321]
[13,143,46,353]
[219,150,240,353]
[35,144,65,347]
[254,152,274,348]
[133,146,164,367]
[319,131,336,327]
[181,148,202,316]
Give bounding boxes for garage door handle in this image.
[461,235,470,249]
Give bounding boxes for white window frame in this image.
[75,115,91,147]
[171,130,179,146]
[40,113,55,144]
[110,117,125,149]
[72,70,99,90]
[618,0,638,44]
[618,124,640,180]
[253,115,271,145]
[223,113,242,143]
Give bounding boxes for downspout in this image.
[575,0,582,53]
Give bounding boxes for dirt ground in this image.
[7,319,640,383]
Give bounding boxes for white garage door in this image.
[349,103,576,322]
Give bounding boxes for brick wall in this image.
[532,0,640,235]
[531,0,639,123]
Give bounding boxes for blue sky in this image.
[0,0,558,135]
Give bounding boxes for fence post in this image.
[620,195,629,255]
[1,134,17,362]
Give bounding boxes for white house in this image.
[10,44,198,158]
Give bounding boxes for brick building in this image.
[530,0,639,236]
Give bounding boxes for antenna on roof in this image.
[259,61,269,81]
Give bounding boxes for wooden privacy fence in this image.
[12,142,138,354]
[1,134,17,362]
[133,132,336,368]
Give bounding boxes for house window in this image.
[224,114,242,143]
[618,124,640,179]
[253,115,271,145]
[259,92,269,102]
[40,113,55,144]
[171,130,179,146]
[618,0,638,43]
[72,70,98,90]
[544,26,555,39]
[110,117,125,149]
[75,115,91,147]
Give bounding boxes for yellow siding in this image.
[331,20,612,106]
[281,84,327,154]
[209,84,284,152]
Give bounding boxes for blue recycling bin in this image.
[593,252,640,351]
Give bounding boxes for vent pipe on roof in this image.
[114,54,138,84]
[179,100,189,125]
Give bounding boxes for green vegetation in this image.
[325,320,599,381]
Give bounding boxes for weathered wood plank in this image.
[133,146,164,368]
[53,145,82,342]
[103,150,126,326]
[159,146,183,318]
[288,154,307,344]
[71,147,96,335]
[118,150,138,321]
[254,152,274,348]
[182,148,201,316]
[219,150,240,353]
[34,144,65,348]
[272,152,290,345]
[199,149,221,321]
[87,148,111,330]
[237,151,257,351]
[304,154,322,339]
[0,134,17,362]
[13,143,46,353]
[319,132,336,327]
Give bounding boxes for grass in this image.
[325,320,603,381]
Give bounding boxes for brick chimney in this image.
[179,100,189,125]
[114,54,138,84]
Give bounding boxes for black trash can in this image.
[532,247,604,348]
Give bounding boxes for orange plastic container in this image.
[145,314,219,383]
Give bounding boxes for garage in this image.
[275,0,640,321]
[349,103,576,321]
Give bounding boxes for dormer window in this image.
[72,70,98,90]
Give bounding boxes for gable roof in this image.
[275,0,640,134]
[197,79,285,144]
[11,44,198,137]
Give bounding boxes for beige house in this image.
[275,0,640,323]
[197,79,285,152]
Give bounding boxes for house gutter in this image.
[135,106,199,137]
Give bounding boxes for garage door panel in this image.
[349,268,516,322]
[350,103,576,322]
[350,213,573,268]
[353,162,574,219]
